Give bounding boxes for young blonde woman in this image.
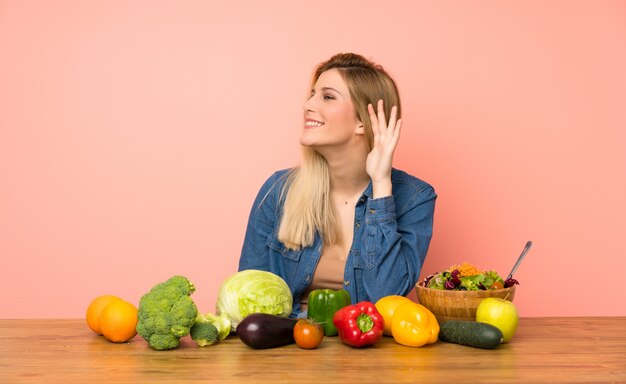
[239,53,436,317]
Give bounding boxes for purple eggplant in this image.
[236,313,297,349]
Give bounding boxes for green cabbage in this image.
[216,270,293,331]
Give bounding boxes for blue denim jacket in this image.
[238,168,436,317]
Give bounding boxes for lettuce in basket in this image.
[424,264,510,291]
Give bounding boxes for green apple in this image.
[476,298,519,342]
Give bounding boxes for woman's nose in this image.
[303,94,316,112]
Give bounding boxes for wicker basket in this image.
[415,282,516,324]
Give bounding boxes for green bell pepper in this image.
[307,289,351,336]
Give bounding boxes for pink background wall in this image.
[1,0,625,318]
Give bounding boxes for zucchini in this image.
[439,320,503,349]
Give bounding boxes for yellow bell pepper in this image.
[375,295,412,336]
[391,301,439,347]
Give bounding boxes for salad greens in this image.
[424,268,519,291]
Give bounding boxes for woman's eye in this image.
[323,94,334,100]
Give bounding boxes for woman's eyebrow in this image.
[321,87,342,95]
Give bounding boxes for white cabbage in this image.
[216,270,293,331]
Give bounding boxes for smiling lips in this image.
[304,118,325,128]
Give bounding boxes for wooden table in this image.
[1,318,625,383]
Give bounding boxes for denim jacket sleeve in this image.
[355,175,436,303]
[238,170,288,272]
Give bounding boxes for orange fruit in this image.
[375,295,413,336]
[86,295,122,334]
[99,299,138,343]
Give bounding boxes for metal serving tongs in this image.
[507,240,533,280]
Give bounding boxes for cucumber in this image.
[439,320,503,349]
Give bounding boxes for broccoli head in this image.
[190,318,219,347]
[136,275,198,350]
[199,313,232,341]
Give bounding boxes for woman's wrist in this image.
[372,179,392,199]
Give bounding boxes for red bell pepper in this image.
[332,301,384,348]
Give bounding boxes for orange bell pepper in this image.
[390,301,439,347]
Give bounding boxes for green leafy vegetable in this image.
[425,269,506,291]
[216,270,293,331]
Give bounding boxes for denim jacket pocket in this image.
[350,249,373,270]
[266,236,303,262]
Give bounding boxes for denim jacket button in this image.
[305,274,311,282]
[355,222,360,228]
[344,280,350,286]
[369,209,376,214]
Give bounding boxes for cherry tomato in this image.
[293,319,324,349]
[490,281,504,290]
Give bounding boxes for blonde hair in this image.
[278,53,401,249]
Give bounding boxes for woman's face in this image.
[300,69,362,148]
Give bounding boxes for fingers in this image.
[369,99,398,127]
[391,118,402,148]
[387,105,398,136]
[377,99,387,134]
[368,103,380,137]
[368,99,400,144]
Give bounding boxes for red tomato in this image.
[491,281,504,290]
[294,319,324,349]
